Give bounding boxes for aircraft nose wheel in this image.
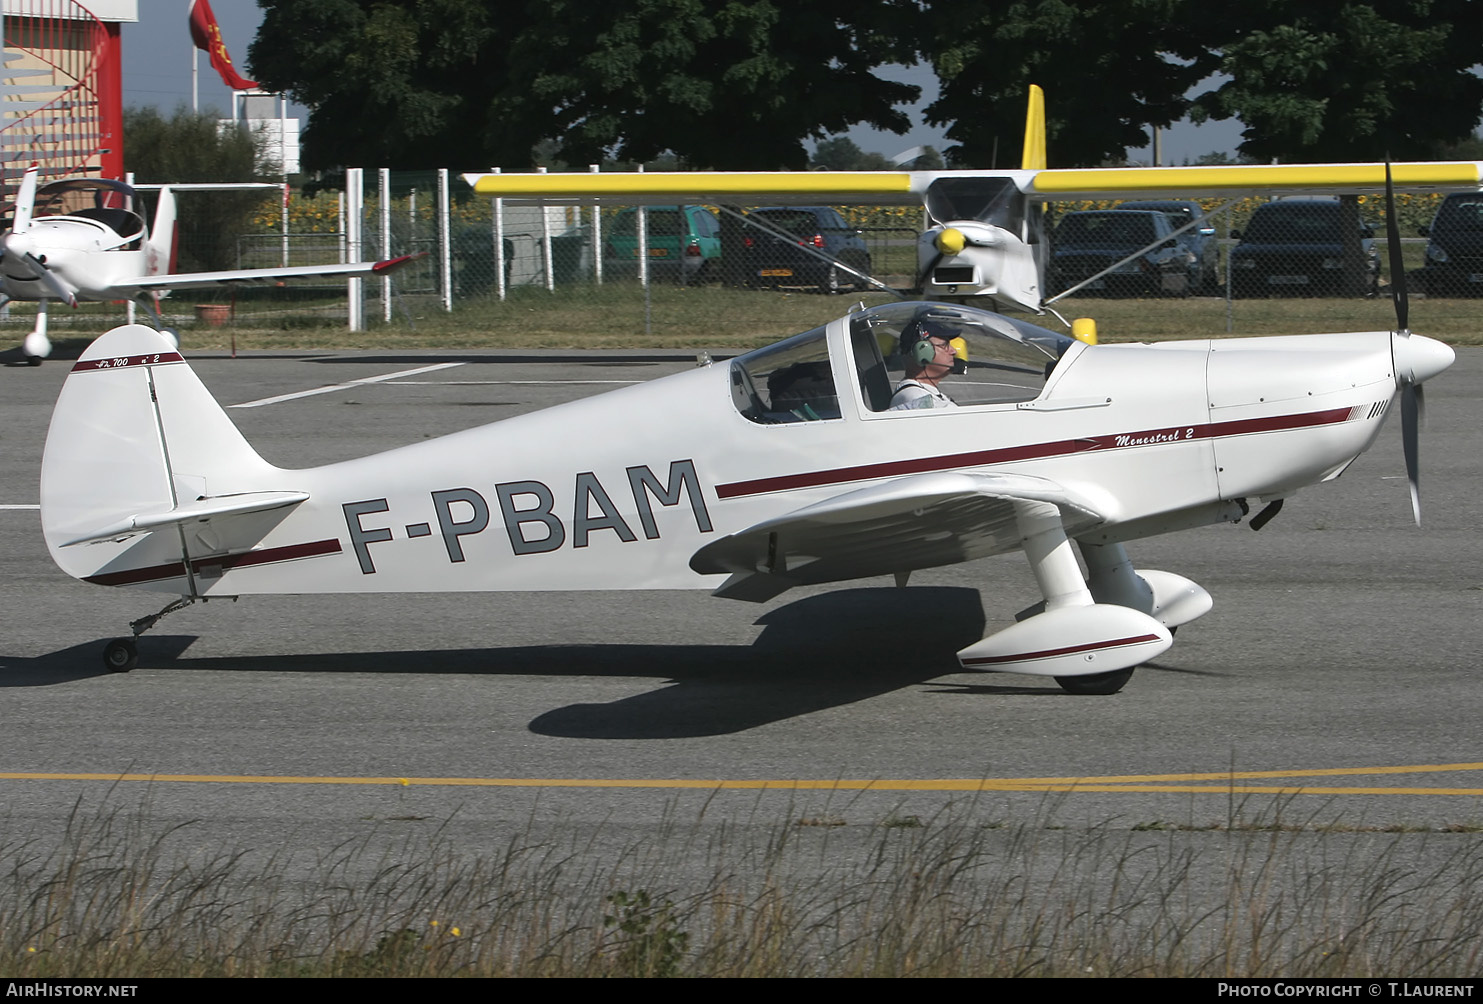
[103,638,138,673]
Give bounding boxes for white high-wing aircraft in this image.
[39,206,1453,689]
[2,166,420,363]
[463,86,1483,313]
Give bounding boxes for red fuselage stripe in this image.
[84,538,343,587]
[715,406,1355,499]
[961,632,1164,666]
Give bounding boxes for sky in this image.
[120,1,1243,166]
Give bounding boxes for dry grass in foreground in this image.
[3,799,1482,978]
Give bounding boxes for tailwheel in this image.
[1055,667,1134,695]
[103,638,138,673]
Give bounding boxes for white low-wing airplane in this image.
[3,166,420,363]
[38,202,1453,689]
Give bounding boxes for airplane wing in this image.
[466,162,1483,205]
[690,471,1104,602]
[118,253,425,291]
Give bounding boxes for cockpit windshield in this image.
[923,177,1025,229]
[34,178,144,245]
[36,178,135,216]
[850,301,1074,412]
[728,325,840,424]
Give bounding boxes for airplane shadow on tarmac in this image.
[0,587,1097,737]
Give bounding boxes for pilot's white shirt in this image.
[889,379,958,411]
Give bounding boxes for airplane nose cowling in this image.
[4,231,36,264]
[1393,332,1454,386]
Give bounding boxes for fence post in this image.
[438,168,452,312]
[345,167,364,332]
[591,163,603,285]
[281,182,289,268]
[379,167,391,323]
[490,168,506,301]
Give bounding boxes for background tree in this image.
[250,0,921,172]
[920,0,1220,168]
[810,137,893,170]
[123,106,277,272]
[1191,1,1483,163]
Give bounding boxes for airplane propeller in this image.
[11,165,36,235]
[915,226,964,291]
[4,167,77,306]
[1383,161,1449,526]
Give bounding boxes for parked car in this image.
[739,206,872,293]
[1049,209,1195,297]
[1229,199,1378,298]
[1117,199,1219,291]
[1412,192,1483,296]
[605,205,721,283]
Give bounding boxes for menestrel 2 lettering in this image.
[342,460,713,575]
[1114,427,1194,448]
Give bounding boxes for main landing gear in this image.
[953,501,1212,695]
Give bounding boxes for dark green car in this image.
[605,205,722,283]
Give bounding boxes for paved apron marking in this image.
[230,362,466,409]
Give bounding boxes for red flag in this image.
[188,0,259,91]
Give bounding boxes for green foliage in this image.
[811,136,892,170]
[246,1,1483,174]
[922,0,1220,168]
[334,928,421,977]
[1192,1,1483,162]
[250,0,920,171]
[122,106,278,272]
[603,889,689,977]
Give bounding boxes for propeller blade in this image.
[1384,161,1409,334]
[11,165,37,236]
[1401,384,1421,526]
[915,251,944,291]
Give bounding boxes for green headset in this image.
[901,321,942,367]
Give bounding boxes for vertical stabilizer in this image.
[144,186,177,275]
[1022,84,1047,170]
[40,324,284,587]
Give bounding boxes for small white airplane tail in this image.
[40,324,295,588]
[144,187,177,276]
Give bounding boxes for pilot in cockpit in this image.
[889,319,961,411]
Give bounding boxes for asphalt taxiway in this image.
[2,339,1481,856]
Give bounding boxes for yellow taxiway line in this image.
[3,762,1483,795]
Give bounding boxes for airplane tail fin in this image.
[1021,84,1047,170]
[40,324,294,589]
[145,186,178,275]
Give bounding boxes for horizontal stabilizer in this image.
[61,491,309,547]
